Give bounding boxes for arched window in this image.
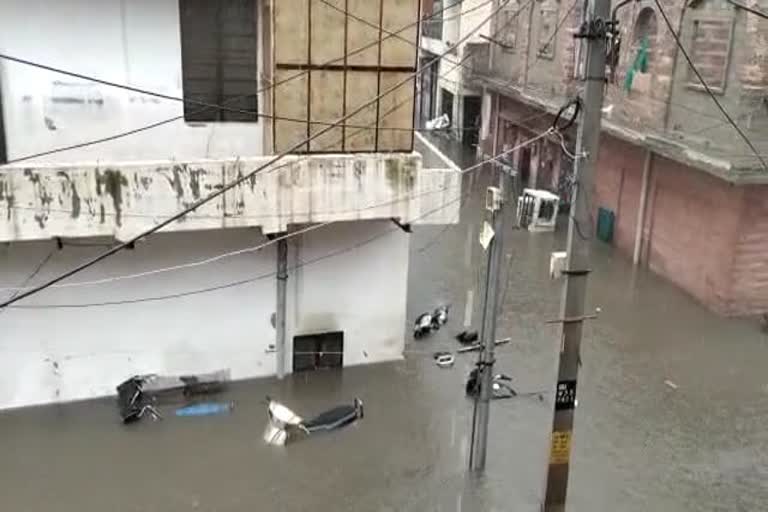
[624,7,657,92]
[632,7,657,69]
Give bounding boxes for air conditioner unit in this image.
[516,188,560,232]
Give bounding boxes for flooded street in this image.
[1,140,768,511]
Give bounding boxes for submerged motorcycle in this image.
[263,397,364,446]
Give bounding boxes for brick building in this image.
[471,0,768,316]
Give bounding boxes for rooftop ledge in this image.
[0,133,461,243]
[478,75,768,185]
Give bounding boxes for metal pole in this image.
[276,237,288,379]
[543,0,610,508]
[632,150,652,265]
[469,169,510,472]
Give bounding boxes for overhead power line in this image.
[0,52,441,134]
[1,7,515,223]
[6,195,464,310]
[0,123,553,295]
[5,123,559,308]
[0,0,495,165]
[652,0,768,172]
[0,0,515,309]
[2,5,529,230]
[0,187,430,292]
[726,0,768,20]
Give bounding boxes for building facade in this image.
[472,0,768,316]
[417,0,492,147]
[0,0,460,409]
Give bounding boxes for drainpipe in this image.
[726,0,768,18]
[276,237,288,378]
[662,1,688,132]
[522,0,535,89]
[633,150,652,265]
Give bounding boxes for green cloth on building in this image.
[624,36,649,92]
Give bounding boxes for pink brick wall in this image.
[727,186,768,315]
[592,135,765,315]
[643,157,743,314]
[593,135,645,255]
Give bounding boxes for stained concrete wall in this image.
[0,0,265,164]
[0,152,461,242]
[0,220,409,410]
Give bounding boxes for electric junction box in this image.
[486,187,502,212]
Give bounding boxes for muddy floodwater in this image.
[1,142,767,511]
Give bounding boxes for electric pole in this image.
[543,0,610,508]
[275,237,288,379]
[469,167,511,472]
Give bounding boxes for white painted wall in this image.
[286,220,410,372]
[421,0,491,131]
[459,0,493,42]
[0,0,264,164]
[0,221,408,410]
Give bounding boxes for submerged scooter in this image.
[465,369,518,399]
[413,312,434,339]
[116,369,230,423]
[264,397,364,446]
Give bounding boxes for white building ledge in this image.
[0,145,460,242]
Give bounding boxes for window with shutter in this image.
[179,0,259,122]
[500,7,520,51]
[686,17,734,93]
[537,4,559,59]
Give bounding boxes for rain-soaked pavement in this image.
[1,137,768,511]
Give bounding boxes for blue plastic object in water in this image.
[175,402,234,417]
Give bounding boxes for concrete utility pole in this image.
[469,168,511,472]
[275,237,288,379]
[543,0,610,509]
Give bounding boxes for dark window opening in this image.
[686,17,733,93]
[0,81,6,165]
[499,6,520,50]
[179,0,259,122]
[463,96,481,147]
[441,88,454,126]
[419,54,439,126]
[293,331,344,373]
[422,0,444,40]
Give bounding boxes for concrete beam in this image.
[0,153,460,242]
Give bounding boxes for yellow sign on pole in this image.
[549,431,572,465]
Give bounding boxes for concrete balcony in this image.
[0,134,461,242]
